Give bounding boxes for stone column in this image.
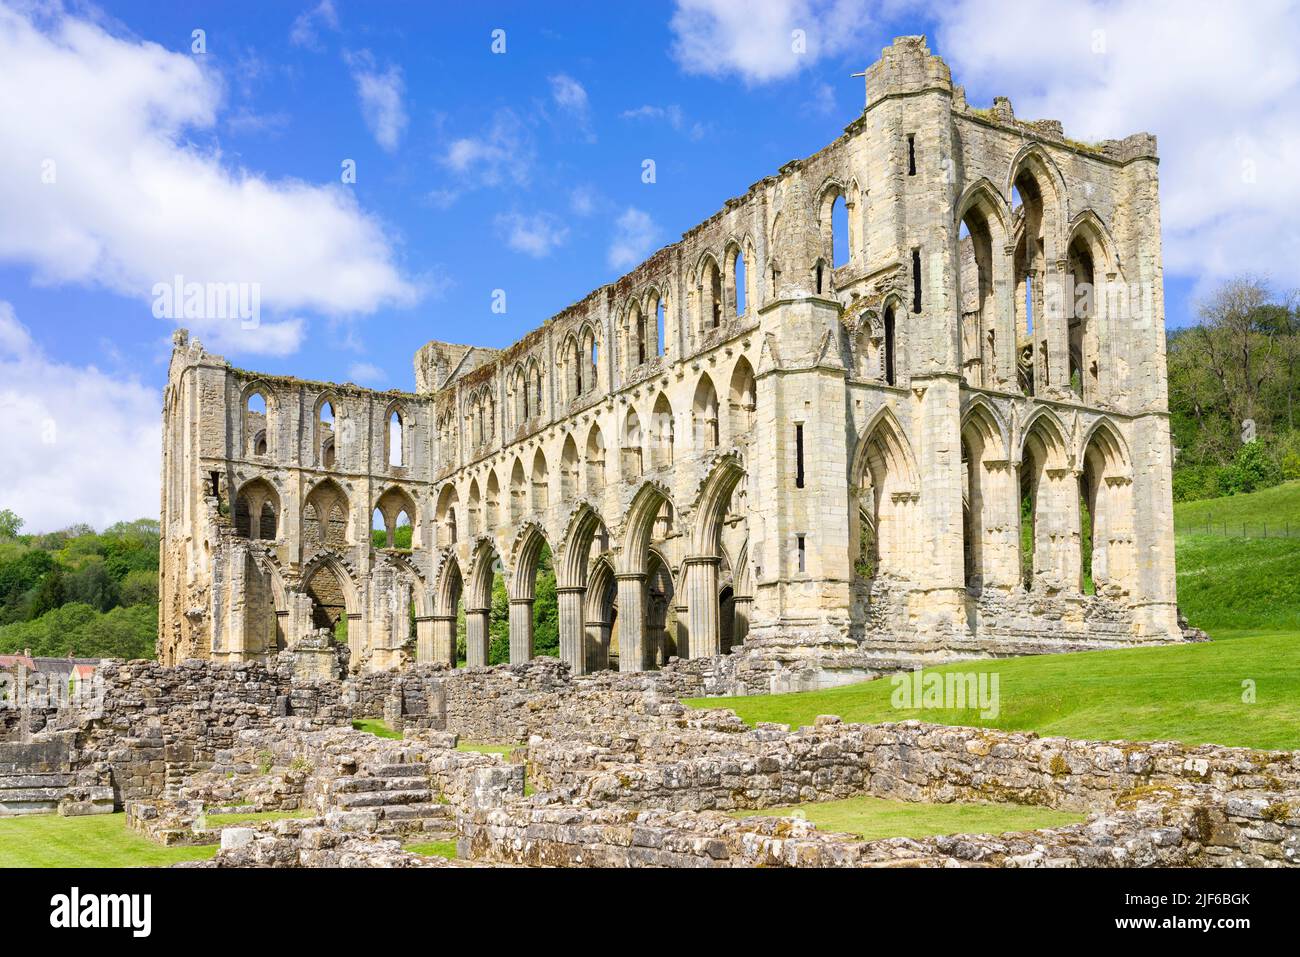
[415,615,435,663]
[431,614,456,666]
[557,586,586,676]
[684,556,721,658]
[732,595,752,646]
[508,598,534,664]
[585,618,610,672]
[465,607,490,667]
[615,573,646,672]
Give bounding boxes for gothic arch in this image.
[303,478,350,549]
[691,453,746,556]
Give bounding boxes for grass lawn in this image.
[352,719,402,739]
[0,813,217,868]
[730,794,1083,842]
[405,839,457,859]
[1173,479,1300,534]
[688,629,1300,750]
[455,742,518,755]
[1175,537,1300,631]
[204,809,315,826]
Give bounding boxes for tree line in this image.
[0,511,159,660]
[1168,275,1300,501]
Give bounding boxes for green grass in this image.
[0,813,218,868]
[688,629,1300,750]
[455,742,518,755]
[405,839,457,859]
[1175,536,1300,631]
[730,794,1084,842]
[203,809,315,826]
[1174,479,1300,534]
[352,719,402,739]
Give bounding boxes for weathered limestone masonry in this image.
[160,35,1183,691]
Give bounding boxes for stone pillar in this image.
[585,618,610,672]
[432,614,456,666]
[732,595,752,646]
[615,573,646,672]
[465,607,490,667]
[684,556,721,658]
[508,598,534,664]
[415,615,435,663]
[557,586,586,676]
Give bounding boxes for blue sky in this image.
[2,0,1297,531]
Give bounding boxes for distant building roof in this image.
[0,654,35,671]
[30,657,102,677]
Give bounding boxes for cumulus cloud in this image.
[345,49,408,152]
[289,0,339,51]
[0,303,159,533]
[549,73,595,140]
[669,0,879,84]
[608,208,659,270]
[923,0,1300,292]
[0,2,418,356]
[495,211,570,258]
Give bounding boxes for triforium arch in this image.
[374,485,418,549]
[303,478,350,550]
[1018,407,1077,593]
[434,483,459,546]
[240,382,274,458]
[234,477,280,541]
[1065,209,1121,404]
[850,406,919,583]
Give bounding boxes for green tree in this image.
[0,509,23,540]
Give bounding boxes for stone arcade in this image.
[158,37,1184,689]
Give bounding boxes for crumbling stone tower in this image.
[160,37,1181,688]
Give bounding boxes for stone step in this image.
[0,798,60,815]
[333,775,429,794]
[0,772,76,789]
[378,802,453,822]
[0,786,72,803]
[370,763,432,778]
[334,788,433,809]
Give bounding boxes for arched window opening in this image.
[388,410,404,467]
[732,249,747,317]
[655,297,666,355]
[958,209,996,389]
[485,472,500,530]
[245,392,268,458]
[883,306,897,386]
[509,459,526,523]
[831,194,849,268]
[633,304,646,366]
[560,436,579,499]
[317,400,337,468]
[1068,234,1099,402]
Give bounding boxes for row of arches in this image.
[852,403,1134,599]
[422,455,750,673]
[237,387,409,470]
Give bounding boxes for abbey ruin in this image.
[159,36,1184,689]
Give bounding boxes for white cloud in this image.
[608,208,659,270]
[924,0,1300,290]
[0,2,418,356]
[345,49,408,152]
[442,109,534,186]
[496,212,570,258]
[0,302,159,533]
[570,184,599,217]
[549,73,595,140]
[669,0,879,84]
[347,361,386,386]
[289,0,339,51]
